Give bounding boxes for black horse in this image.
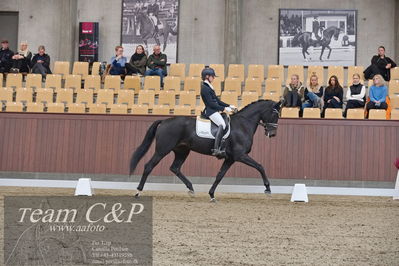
[134,11,177,52]
[129,100,281,201]
[291,26,341,61]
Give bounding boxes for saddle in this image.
[195,113,231,139]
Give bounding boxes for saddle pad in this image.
[196,116,230,139]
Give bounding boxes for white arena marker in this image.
[291,184,308,202]
[74,178,94,196]
[394,171,399,200]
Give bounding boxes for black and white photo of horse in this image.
[279,9,357,66]
[122,0,179,63]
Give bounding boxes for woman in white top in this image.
[343,73,366,117]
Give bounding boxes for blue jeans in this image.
[145,68,167,85]
[302,91,320,109]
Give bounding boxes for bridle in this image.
[258,108,279,130]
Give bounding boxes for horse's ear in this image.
[273,100,283,111]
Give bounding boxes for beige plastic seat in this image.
[6,73,23,88]
[45,74,62,90]
[0,73,3,87]
[224,77,242,94]
[25,74,42,90]
[158,90,176,107]
[46,102,65,113]
[209,64,225,81]
[265,78,282,94]
[138,89,155,106]
[262,91,281,102]
[84,75,101,93]
[0,87,13,102]
[53,61,70,78]
[281,107,299,118]
[131,104,149,115]
[212,78,222,96]
[87,103,107,114]
[144,76,160,91]
[26,102,44,112]
[307,66,324,86]
[267,65,284,81]
[16,87,33,103]
[247,64,264,81]
[227,64,245,82]
[173,105,192,116]
[152,105,170,115]
[109,104,128,114]
[303,108,321,118]
[56,88,74,104]
[123,75,141,92]
[194,105,204,116]
[91,62,101,75]
[117,90,135,106]
[72,61,89,79]
[163,76,181,92]
[97,89,115,105]
[68,103,86,113]
[183,77,201,95]
[5,102,23,112]
[241,91,259,108]
[169,63,186,79]
[64,74,82,91]
[368,109,386,120]
[178,91,196,107]
[389,67,399,80]
[327,66,344,85]
[221,91,238,107]
[104,75,122,91]
[244,78,262,95]
[390,94,399,109]
[188,64,205,78]
[76,89,94,104]
[347,66,365,86]
[390,109,399,120]
[346,108,364,119]
[389,80,399,96]
[286,65,304,85]
[324,108,343,119]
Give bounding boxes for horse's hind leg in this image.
[209,159,234,201]
[237,154,271,194]
[136,152,165,196]
[327,45,332,59]
[170,149,194,193]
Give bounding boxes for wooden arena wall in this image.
[0,113,398,182]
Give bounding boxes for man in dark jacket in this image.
[145,45,167,85]
[364,46,397,81]
[200,68,236,158]
[0,40,14,73]
[31,45,52,78]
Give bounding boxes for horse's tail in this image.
[291,33,301,47]
[129,120,163,175]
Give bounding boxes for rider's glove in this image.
[224,107,233,112]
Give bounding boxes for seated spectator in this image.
[10,41,32,73]
[145,45,167,85]
[343,73,366,117]
[364,46,397,81]
[283,74,304,107]
[302,74,324,109]
[365,74,388,118]
[109,46,127,75]
[322,75,343,116]
[31,45,51,78]
[0,40,14,73]
[126,45,147,75]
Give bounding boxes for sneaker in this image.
[10,68,19,73]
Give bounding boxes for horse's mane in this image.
[232,99,274,116]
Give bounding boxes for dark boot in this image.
[212,125,226,159]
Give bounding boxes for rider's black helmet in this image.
[201,68,217,80]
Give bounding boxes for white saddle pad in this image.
[195,117,230,139]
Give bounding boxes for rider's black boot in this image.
[212,125,226,159]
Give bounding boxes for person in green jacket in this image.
[145,45,167,85]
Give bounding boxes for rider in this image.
[200,68,237,158]
[147,0,160,32]
[312,16,321,41]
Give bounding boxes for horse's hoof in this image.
[210,198,217,203]
[188,190,195,197]
[264,189,271,195]
[135,190,141,198]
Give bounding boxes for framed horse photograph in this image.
[278,9,357,66]
[121,0,179,63]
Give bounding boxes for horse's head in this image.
[261,100,282,138]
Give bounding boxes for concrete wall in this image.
[0,0,397,68]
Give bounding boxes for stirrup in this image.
[211,149,226,159]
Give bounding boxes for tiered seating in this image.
[303,108,321,118]
[45,74,62,90]
[188,64,204,78]
[25,74,42,89]
[227,64,244,82]
[183,77,201,95]
[169,63,186,79]
[72,62,89,79]
[247,65,264,81]
[286,65,304,85]
[53,61,70,78]
[6,73,22,89]
[327,66,344,84]
[163,76,181,91]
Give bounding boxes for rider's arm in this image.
[201,89,226,112]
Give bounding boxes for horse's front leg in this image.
[302,46,307,59]
[237,154,271,194]
[209,159,234,202]
[320,46,326,61]
[327,45,332,59]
